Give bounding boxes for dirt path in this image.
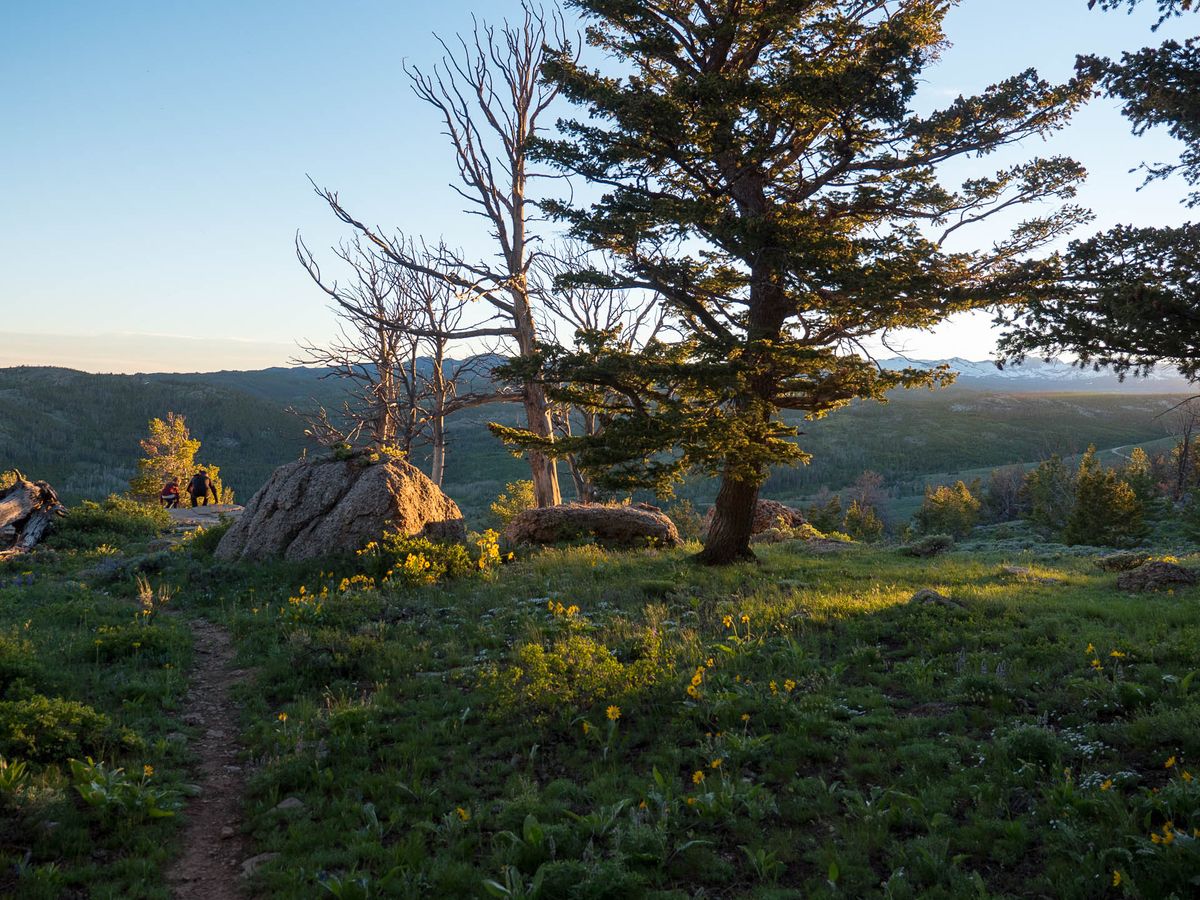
[166,618,251,899]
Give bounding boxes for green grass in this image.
[180,541,1200,898]
[0,533,194,897]
[4,508,1200,898]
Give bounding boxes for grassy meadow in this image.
[2,502,1199,898]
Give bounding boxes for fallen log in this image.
[0,472,65,556]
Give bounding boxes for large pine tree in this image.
[999,0,1200,378]
[519,1,1091,563]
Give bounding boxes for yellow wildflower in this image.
[740,613,749,624]
[1100,779,1113,791]
[1112,871,1121,887]
[686,797,696,806]
[1086,642,1095,654]
[455,807,470,822]
[1110,649,1126,658]
[710,759,722,769]
[1182,770,1193,782]
[692,770,705,784]
[740,713,750,722]
[638,800,647,810]
[278,712,288,723]
[1165,755,1177,769]
[1151,832,1162,844]
[705,658,715,668]
[1090,658,1102,669]
[691,671,704,687]
[769,681,778,695]
[582,721,591,735]
[784,679,796,692]
[143,764,154,777]
[723,615,733,629]
[606,705,621,721]
[687,685,700,699]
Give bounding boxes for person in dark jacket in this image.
[186,470,219,507]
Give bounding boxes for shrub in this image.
[357,530,504,587]
[664,499,705,541]
[0,633,41,699]
[842,500,884,541]
[69,757,179,823]
[803,493,843,533]
[1061,447,1147,547]
[0,695,114,761]
[47,496,170,551]
[484,626,671,716]
[491,480,536,525]
[913,481,981,538]
[185,519,233,557]
[901,534,955,557]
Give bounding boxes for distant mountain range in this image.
[878,357,1193,392]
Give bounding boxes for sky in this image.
[1,0,1194,374]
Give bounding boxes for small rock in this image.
[166,732,188,744]
[1117,561,1198,593]
[241,852,280,877]
[274,797,305,812]
[1001,565,1065,585]
[220,826,236,839]
[909,588,962,608]
[223,765,243,773]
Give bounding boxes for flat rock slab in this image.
[168,505,244,531]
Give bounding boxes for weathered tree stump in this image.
[0,472,65,556]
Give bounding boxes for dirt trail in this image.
[166,618,251,899]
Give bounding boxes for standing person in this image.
[159,478,180,509]
[186,469,218,507]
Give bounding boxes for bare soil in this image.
[166,618,251,899]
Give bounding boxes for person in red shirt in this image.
[160,479,180,509]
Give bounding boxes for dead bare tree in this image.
[1165,398,1200,499]
[309,2,571,507]
[297,235,514,483]
[293,236,424,451]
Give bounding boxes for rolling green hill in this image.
[0,366,1189,523]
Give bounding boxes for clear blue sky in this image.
[1,0,1193,372]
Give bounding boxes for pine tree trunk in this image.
[695,465,760,565]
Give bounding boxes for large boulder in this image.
[1116,561,1197,593]
[503,503,681,549]
[216,453,464,562]
[703,498,805,537]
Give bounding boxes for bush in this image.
[357,530,505,587]
[842,500,884,541]
[0,633,41,699]
[913,481,981,538]
[901,534,955,558]
[803,493,843,533]
[185,519,233,557]
[48,496,170,551]
[491,480,537,525]
[665,499,705,541]
[0,695,114,761]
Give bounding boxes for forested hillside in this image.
[0,366,1188,519]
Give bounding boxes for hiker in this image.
[186,470,219,507]
[159,478,180,509]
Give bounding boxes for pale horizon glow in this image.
[1,1,1194,373]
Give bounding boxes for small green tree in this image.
[842,501,884,543]
[913,481,982,539]
[1062,447,1147,547]
[803,493,843,534]
[129,413,223,504]
[490,481,537,526]
[1025,455,1075,533]
[1123,447,1158,503]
